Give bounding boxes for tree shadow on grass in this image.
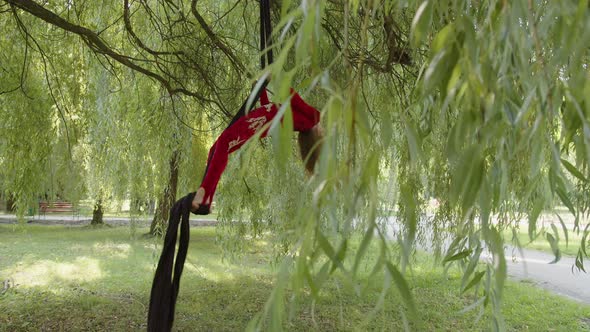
[0,225,412,331]
[0,274,275,332]
[1,225,589,331]
[0,272,412,332]
[0,226,279,331]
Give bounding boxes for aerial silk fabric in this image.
[147,192,193,332]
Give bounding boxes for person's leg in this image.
[191,109,271,214]
[201,140,218,180]
[192,133,232,214]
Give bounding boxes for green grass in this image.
[506,225,587,257]
[0,225,589,331]
[501,208,588,257]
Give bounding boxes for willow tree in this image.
[2,0,590,330]
[0,0,213,223]
[0,5,87,215]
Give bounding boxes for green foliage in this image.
[2,0,590,329]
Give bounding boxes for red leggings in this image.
[198,89,320,205]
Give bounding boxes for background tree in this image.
[2,0,590,329]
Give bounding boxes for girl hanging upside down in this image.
[191,88,323,215]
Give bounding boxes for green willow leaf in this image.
[443,249,472,264]
[555,213,569,248]
[546,233,562,264]
[411,1,433,47]
[556,186,576,217]
[431,23,455,53]
[330,239,348,273]
[462,271,486,294]
[528,199,544,241]
[575,250,586,273]
[317,232,346,273]
[404,122,423,164]
[461,247,483,291]
[581,224,590,257]
[560,158,588,182]
[353,222,375,274]
[385,262,417,318]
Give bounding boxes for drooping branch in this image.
[123,0,183,57]
[11,6,72,156]
[190,0,248,77]
[0,86,20,95]
[5,0,212,102]
[321,4,413,74]
[382,11,412,68]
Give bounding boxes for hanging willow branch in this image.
[5,0,214,102]
[190,0,248,77]
[123,0,183,57]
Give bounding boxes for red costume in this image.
[195,89,320,213]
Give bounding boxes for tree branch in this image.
[190,0,248,77]
[5,0,212,102]
[123,0,183,56]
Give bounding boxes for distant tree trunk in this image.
[149,151,179,236]
[91,199,104,225]
[147,199,156,214]
[6,194,16,213]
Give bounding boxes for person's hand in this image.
[192,187,206,211]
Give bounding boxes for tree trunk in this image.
[149,151,180,236]
[6,194,16,213]
[91,199,104,225]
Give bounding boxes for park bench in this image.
[38,201,79,219]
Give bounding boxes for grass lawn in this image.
[506,224,587,257]
[0,225,589,331]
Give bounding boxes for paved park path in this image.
[0,213,216,227]
[501,246,590,304]
[1,214,590,304]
